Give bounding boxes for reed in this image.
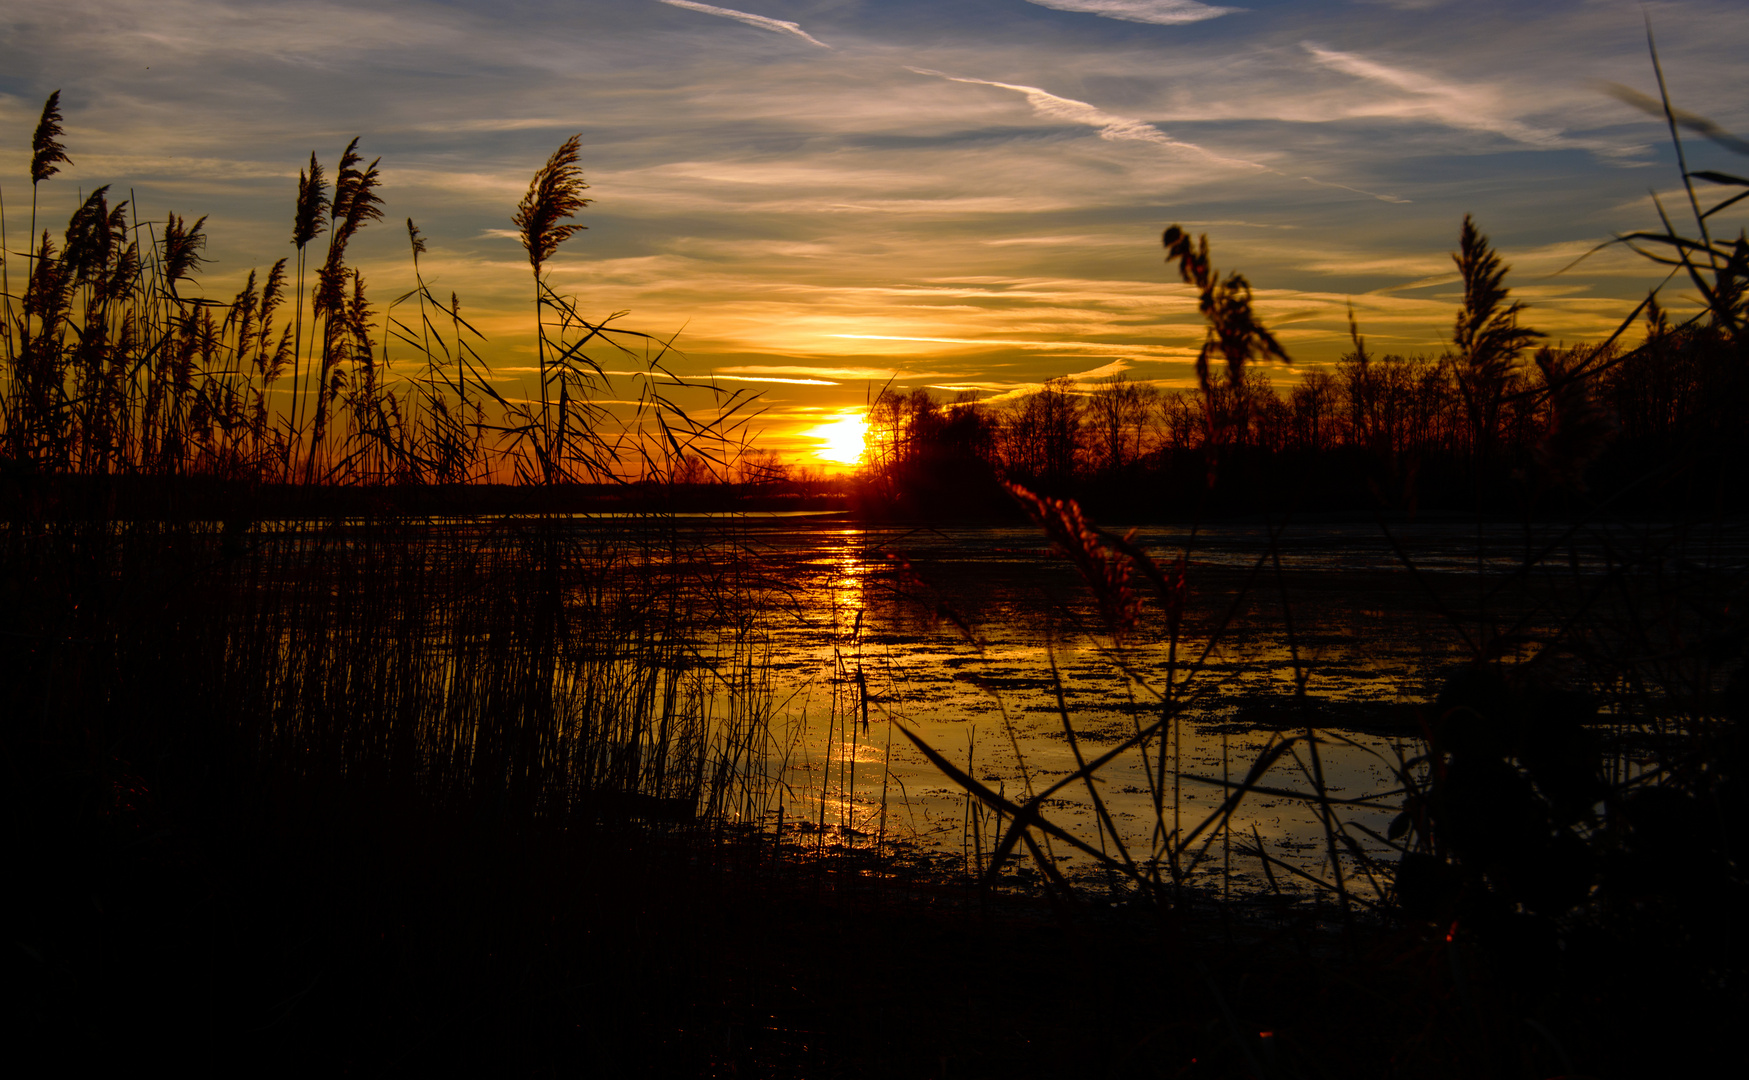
[0,108,756,491]
[0,110,800,1027]
[514,133,589,480]
[871,46,1745,1076]
[5,44,1744,1073]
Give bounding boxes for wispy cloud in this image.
[939,362,1186,403]
[656,1,831,49]
[1295,173,1409,204]
[907,68,1413,203]
[1367,274,1461,294]
[982,234,1106,247]
[6,0,1721,437]
[830,333,1175,353]
[1599,81,1749,156]
[706,374,840,385]
[1067,359,1133,380]
[406,118,576,133]
[909,68,1263,169]
[720,365,899,379]
[1022,0,1242,26]
[1174,221,1302,230]
[1304,42,1626,158]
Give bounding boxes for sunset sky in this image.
[3,0,1745,468]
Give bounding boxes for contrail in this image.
[1021,0,1241,26]
[911,67,1409,203]
[1297,174,1410,205]
[909,68,1264,169]
[657,0,832,49]
[649,10,1407,205]
[1305,42,1592,152]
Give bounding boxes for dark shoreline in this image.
[18,767,1734,1078]
[10,472,1745,530]
[7,484,1743,1076]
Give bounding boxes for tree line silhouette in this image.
[857,218,1745,521]
[3,88,1743,523]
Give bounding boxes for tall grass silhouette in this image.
[1,109,795,844]
[868,42,1745,1075]
[0,109,757,488]
[4,43,1746,1074]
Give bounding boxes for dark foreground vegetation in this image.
[6,59,1748,1077]
[855,218,1747,523]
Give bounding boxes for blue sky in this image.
[2,0,1745,463]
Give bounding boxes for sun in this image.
[804,413,868,467]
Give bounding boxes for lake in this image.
[655,514,1690,902]
[252,509,1727,903]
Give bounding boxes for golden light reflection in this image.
[803,413,869,467]
[830,531,867,599]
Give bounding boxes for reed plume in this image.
[513,134,591,478]
[21,231,68,331]
[1003,480,1141,640]
[22,91,71,343]
[1162,224,1287,393]
[159,213,208,299]
[314,139,382,319]
[308,138,383,478]
[293,154,329,251]
[1162,224,1288,484]
[330,140,384,251]
[61,187,113,284]
[257,258,292,383]
[0,109,724,489]
[1451,215,1540,462]
[29,90,70,185]
[514,134,590,278]
[286,153,328,469]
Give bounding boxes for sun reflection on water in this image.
[734,523,1496,896]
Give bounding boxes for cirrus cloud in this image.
[1021,0,1243,26]
[908,67,1264,169]
[656,0,831,48]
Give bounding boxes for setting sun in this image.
[804,414,869,467]
[8,2,1742,1068]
